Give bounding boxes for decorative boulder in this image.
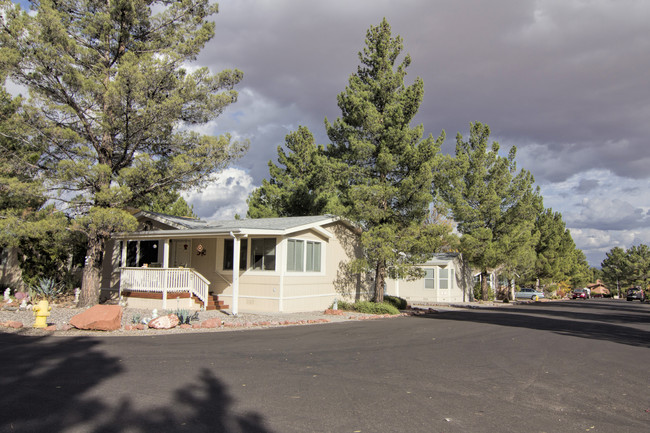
[148,314,180,329]
[70,305,123,331]
[324,309,344,315]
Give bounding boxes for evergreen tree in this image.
[137,189,197,219]
[325,19,450,302]
[436,122,542,300]
[246,126,341,218]
[1,83,84,289]
[601,246,627,295]
[626,244,650,289]
[1,0,246,306]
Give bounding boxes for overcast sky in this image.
[181,0,649,267]
[13,0,650,267]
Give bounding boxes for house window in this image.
[223,238,247,270]
[439,268,455,289]
[287,240,322,272]
[287,239,304,272]
[126,241,138,267]
[439,268,449,289]
[251,238,276,271]
[139,240,159,267]
[424,268,435,289]
[306,241,321,272]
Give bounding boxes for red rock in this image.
[45,325,57,331]
[5,321,23,329]
[135,324,145,330]
[324,309,344,315]
[201,318,220,328]
[124,324,134,331]
[60,324,73,331]
[148,314,180,329]
[192,323,202,329]
[70,305,123,331]
[179,324,191,329]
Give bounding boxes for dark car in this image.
[572,288,589,300]
[626,287,646,302]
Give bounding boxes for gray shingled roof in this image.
[204,215,337,231]
[119,213,344,239]
[138,211,208,230]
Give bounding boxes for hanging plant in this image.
[196,243,206,256]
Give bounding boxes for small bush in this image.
[330,299,354,311]
[384,295,407,310]
[170,309,198,324]
[131,314,141,324]
[353,301,400,315]
[29,277,63,302]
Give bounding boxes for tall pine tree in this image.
[1,0,246,305]
[436,122,542,300]
[325,19,450,302]
[246,126,341,218]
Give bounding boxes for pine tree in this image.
[246,126,341,218]
[325,19,450,302]
[1,0,246,306]
[437,122,542,300]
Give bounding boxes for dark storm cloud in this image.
[575,179,600,194]
[191,0,650,265]
[204,0,650,184]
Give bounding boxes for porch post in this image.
[121,241,127,267]
[162,239,170,268]
[231,233,240,316]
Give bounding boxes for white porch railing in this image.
[120,267,209,310]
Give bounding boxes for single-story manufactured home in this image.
[101,212,372,313]
[384,253,474,305]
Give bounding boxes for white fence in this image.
[120,267,209,309]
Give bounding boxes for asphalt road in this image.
[1,299,648,433]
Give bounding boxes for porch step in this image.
[195,294,229,311]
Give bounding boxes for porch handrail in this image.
[189,271,209,308]
[120,267,209,309]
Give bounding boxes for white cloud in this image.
[182,168,256,220]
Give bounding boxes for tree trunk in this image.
[481,270,489,301]
[78,233,104,307]
[374,260,386,303]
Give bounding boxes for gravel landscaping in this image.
[0,301,404,337]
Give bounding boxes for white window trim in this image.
[285,238,325,275]
[424,268,435,290]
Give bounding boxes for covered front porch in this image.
[112,233,247,313]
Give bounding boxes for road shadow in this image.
[0,333,274,432]
[412,304,650,349]
[487,300,650,326]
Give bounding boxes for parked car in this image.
[515,288,545,301]
[626,287,646,302]
[572,288,590,300]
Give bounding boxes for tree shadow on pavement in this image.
[413,305,650,349]
[0,333,274,433]
[511,300,650,325]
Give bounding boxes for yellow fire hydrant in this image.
[33,300,51,328]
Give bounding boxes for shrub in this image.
[384,295,407,310]
[353,301,400,315]
[170,309,198,324]
[330,299,354,311]
[29,277,63,302]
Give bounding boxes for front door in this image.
[171,239,191,268]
